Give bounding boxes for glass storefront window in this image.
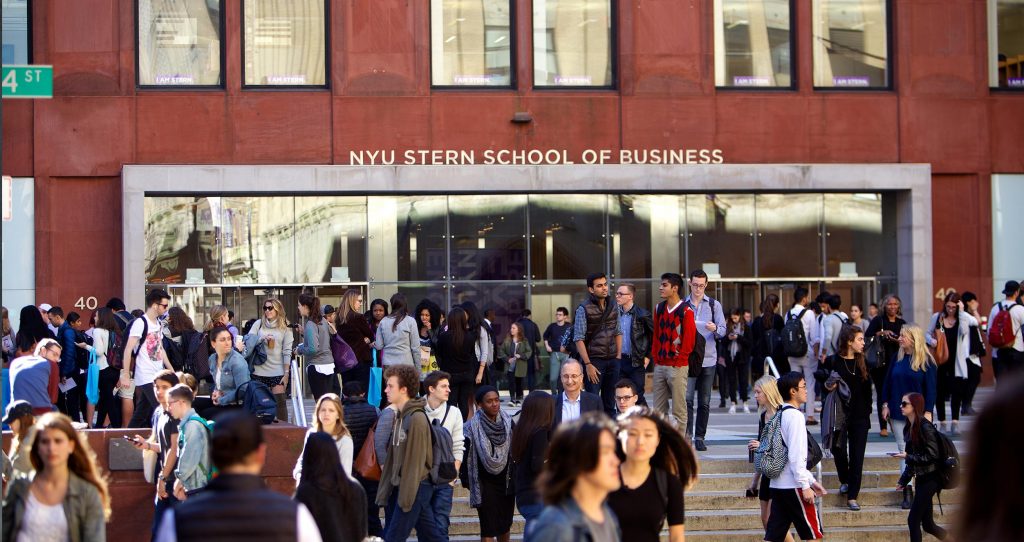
[823,193,894,278]
[242,0,326,87]
[221,197,296,284]
[145,197,222,283]
[990,0,1024,88]
[610,195,683,280]
[137,0,222,87]
[449,195,527,281]
[756,194,823,277]
[294,197,367,282]
[714,0,793,88]
[452,282,527,340]
[812,0,889,88]
[430,0,513,87]
[369,196,448,282]
[529,194,607,280]
[533,0,614,87]
[1,0,30,64]
[686,194,754,277]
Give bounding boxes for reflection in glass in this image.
[449,195,527,281]
[686,194,754,277]
[294,197,367,282]
[431,0,513,86]
[824,193,894,277]
[221,197,295,283]
[1,0,29,64]
[812,0,889,88]
[533,0,613,87]
[610,195,683,280]
[714,0,793,87]
[368,283,448,320]
[138,0,222,86]
[453,282,527,341]
[369,196,448,282]
[243,0,326,86]
[991,0,1024,88]
[145,197,221,283]
[529,195,607,280]
[756,194,823,277]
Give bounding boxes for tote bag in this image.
[85,349,100,405]
[368,349,383,407]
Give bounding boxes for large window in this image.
[137,0,223,87]
[714,0,793,88]
[812,0,890,88]
[431,0,513,87]
[242,0,327,87]
[990,0,1024,88]
[2,0,29,64]
[533,0,614,87]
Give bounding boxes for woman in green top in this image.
[500,322,533,406]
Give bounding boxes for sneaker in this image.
[939,422,948,432]
[880,428,889,438]
[839,483,849,495]
[743,403,751,414]
[848,500,861,511]
[728,404,737,414]
[951,423,959,436]
[695,439,708,452]
[718,400,727,409]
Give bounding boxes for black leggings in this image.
[448,371,476,420]
[306,364,339,402]
[935,364,963,422]
[508,374,524,401]
[908,472,947,542]
[725,356,750,402]
[833,417,870,499]
[95,366,121,428]
[870,365,888,428]
[964,361,981,412]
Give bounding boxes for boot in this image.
[901,486,913,509]
[274,393,288,423]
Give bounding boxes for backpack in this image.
[423,406,458,485]
[162,335,186,372]
[755,405,822,479]
[189,331,213,381]
[177,414,216,482]
[239,380,277,425]
[180,329,205,376]
[124,316,150,375]
[782,309,810,358]
[934,429,961,490]
[74,331,93,371]
[106,328,125,370]
[989,302,1022,349]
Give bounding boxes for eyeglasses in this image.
[158,303,169,309]
[615,292,632,297]
[690,283,708,289]
[615,394,636,402]
[167,399,182,407]
[900,401,910,407]
[263,306,275,311]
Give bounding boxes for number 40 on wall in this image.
[75,296,99,311]
[935,287,957,300]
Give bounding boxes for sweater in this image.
[376,398,433,512]
[434,330,479,375]
[881,355,937,421]
[83,327,110,370]
[373,315,419,366]
[10,355,58,411]
[652,300,697,367]
[298,320,333,367]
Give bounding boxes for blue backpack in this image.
[240,380,277,425]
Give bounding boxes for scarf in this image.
[463,408,513,508]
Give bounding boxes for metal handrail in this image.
[290,358,308,427]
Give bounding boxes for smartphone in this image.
[122,435,137,442]
[887,451,901,456]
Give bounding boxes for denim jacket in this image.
[175,407,212,492]
[2,472,106,542]
[210,349,251,405]
[527,497,621,542]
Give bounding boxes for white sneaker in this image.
[743,403,751,414]
[728,404,737,414]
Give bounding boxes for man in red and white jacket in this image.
[651,272,697,431]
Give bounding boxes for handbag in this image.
[354,419,382,481]
[933,319,950,366]
[85,349,100,406]
[330,333,359,373]
[142,433,159,483]
[864,334,886,369]
[368,349,383,407]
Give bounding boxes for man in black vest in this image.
[572,272,622,416]
[155,412,323,542]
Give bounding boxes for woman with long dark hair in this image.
[293,431,368,542]
[14,305,53,356]
[607,407,698,542]
[297,293,337,401]
[366,298,389,339]
[528,413,622,542]
[415,299,443,348]
[867,294,906,437]
[463,386,515,542]
[820,325,873,510]
[434,307,477,419]
[893,392,947,542]
[205,327,250,420]
[510,391,554,531]
[499,322,532,407]
[751,294,785,380]
[335,290,373,391]
[721,307,753,414]
[460,301,494,389]
[77,308,121,428]
[373,293,417,368]
[2,412,111,541]
[926,292,977,434]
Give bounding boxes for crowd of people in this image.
[0,273,1022,542]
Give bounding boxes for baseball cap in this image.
[3,400,34,425]
[38,303,53,312]
[1003,280,1021,296]
[322,304,336,315]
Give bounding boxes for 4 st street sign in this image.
[1,65,53,99]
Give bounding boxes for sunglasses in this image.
[900,401,911,407]
[263,306,275,311]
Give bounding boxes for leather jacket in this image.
[619,304,654,367]
[898,419,940,486]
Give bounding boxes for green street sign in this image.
[2,65,53,99]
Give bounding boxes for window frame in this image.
[239,0,331,90]
[134,0,227,90]
[429,0,517,90]
[714,0,797,92]
[811,0,894,92]
[531,0,619,91]
[988,0,1024,91]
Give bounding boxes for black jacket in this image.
[721,322,753,366]
[294,479,368,542]
[174,474,298,542]
[553,391,602,426]
[343,397,381,455]
[898,419,941,486]
[517,318,542,362]
[619,305,654,367]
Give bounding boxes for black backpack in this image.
[782,309,810,358]
[239,380,277,425]
[934,430,961,490]
[686,297,715,378]
[122,316,150,377]
[423,407,458,484]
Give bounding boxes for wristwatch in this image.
[158,473,166,481]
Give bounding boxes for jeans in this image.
[652,364,688,430]
[686,365,715,440]
[151,494,178,541]
[384,479,445,542]
[833,417,870,499]
[583,357,620,416]
[129,382,159,429]
[550,352,569,391]
[964,360,981,412]
[618,358,648,406]
[870,365,889,428]
[518,501,545,536]
[526,354,538,392]
[908,472,947,542]
[788,355,818,418]
[891,418,908,476]
[356,475,383,537]
[430,483,454,537]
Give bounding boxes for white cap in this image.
[38,303,53,312]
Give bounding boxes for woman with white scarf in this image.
[463,385,515,542]
[926,292,977,435]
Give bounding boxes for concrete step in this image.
[695,455,902,474]
[690,470,903,492]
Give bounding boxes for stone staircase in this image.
[412,454,958,541]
